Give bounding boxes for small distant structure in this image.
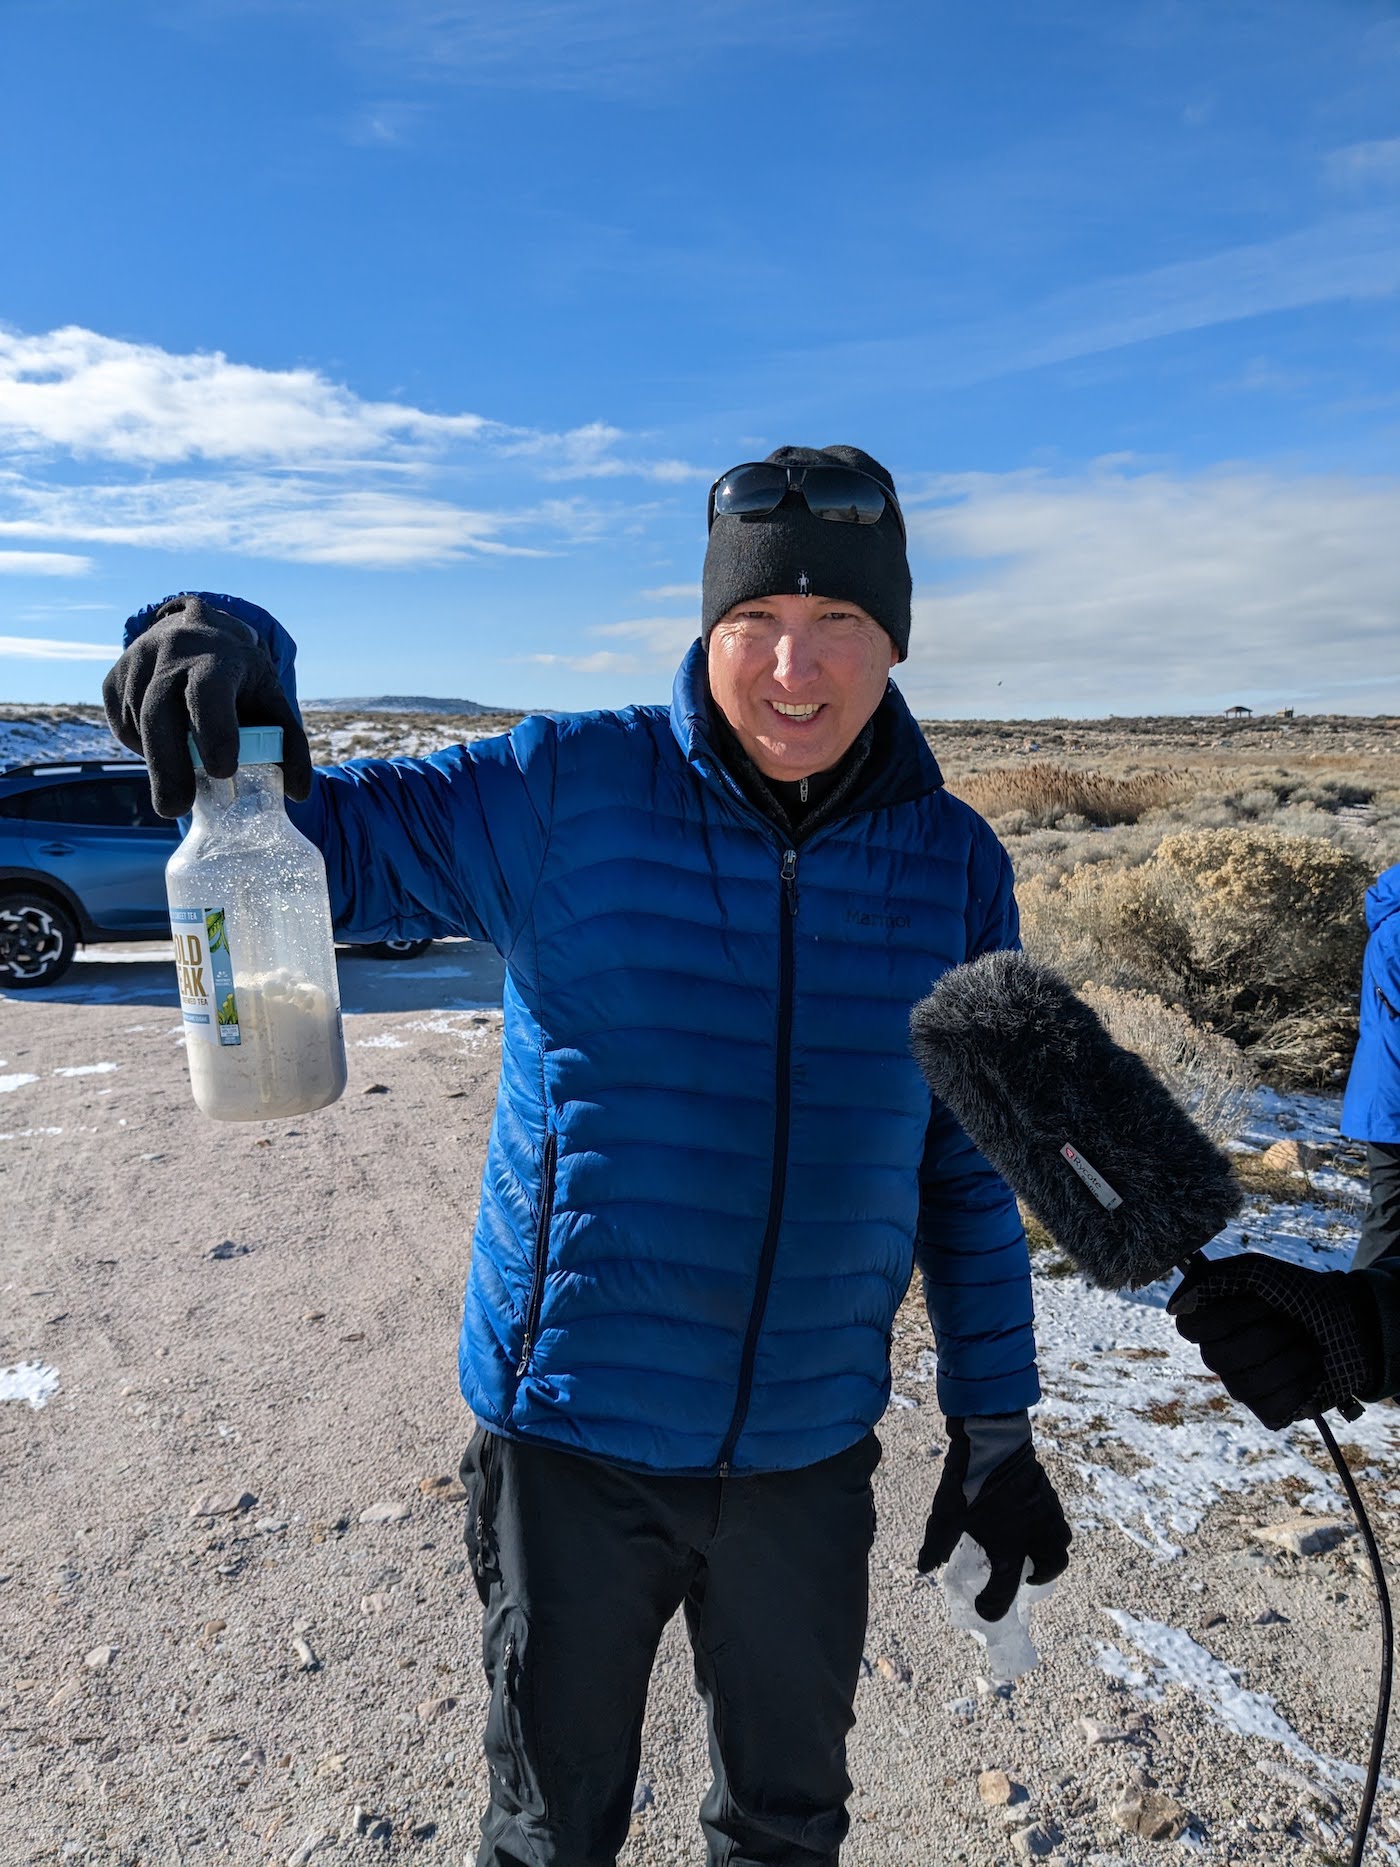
[1276,706,1295,719]
[1224,704,1252,718]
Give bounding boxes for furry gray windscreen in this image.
[909,951,1243,1289]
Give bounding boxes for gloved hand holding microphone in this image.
[1169,1250,1386,1430]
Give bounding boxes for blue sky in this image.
[1,0,1397,717]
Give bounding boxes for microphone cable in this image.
[1311,1412,1393,1865]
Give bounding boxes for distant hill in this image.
[303,695,494,715]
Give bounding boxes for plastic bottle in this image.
[936,1533,1058,1683]
[166,726,347,1121]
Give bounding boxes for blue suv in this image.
[0,759,429,987]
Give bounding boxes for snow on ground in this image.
[0,1361,60,1409]
[1024,1088,1399,1557]
[0,714,129,768]
[1100,1609,1383,1790]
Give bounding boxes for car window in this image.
[15,775,166,829]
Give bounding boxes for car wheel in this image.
[356,937,432,961]
[0,894,78,988]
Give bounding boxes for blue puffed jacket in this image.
[1342,864,1400,1145]
[126,595,1040,1475]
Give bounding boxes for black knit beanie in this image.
[701,444,912,660]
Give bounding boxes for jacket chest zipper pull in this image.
[781,847,798,914]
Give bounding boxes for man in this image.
[1172,861,1400,1428]
[105,446,1070,1867]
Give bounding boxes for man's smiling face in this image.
[706,593,898,782]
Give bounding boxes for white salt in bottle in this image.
[166,726,347,1121]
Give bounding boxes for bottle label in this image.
[171,906,242,1047]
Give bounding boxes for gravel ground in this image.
[2,944,1398,1867]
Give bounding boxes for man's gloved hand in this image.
[102,594,312,818]
[917,1412,1071,1621]
[1169,1250,1382,1430]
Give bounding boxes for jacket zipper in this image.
[717,846,798,1474]
[516,1129,558,1376]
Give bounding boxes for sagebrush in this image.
[1020,827,1371,1085]
[1078,983,1254,1144]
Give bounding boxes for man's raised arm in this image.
[104,591,555,958]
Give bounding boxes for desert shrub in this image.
[1078,983,1254,1144]
[1010,821,1167,889]
[955,763,1186,830]
[1020,827,1371,1085]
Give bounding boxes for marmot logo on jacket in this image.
[846,906,912,931]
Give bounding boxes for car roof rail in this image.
[0,757,145,780]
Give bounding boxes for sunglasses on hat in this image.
[707,461,906,544]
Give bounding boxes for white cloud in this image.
[899,465,1400,716]
[0,550,92,576]
[641,582,702,601]
[0,325,497,467]
[504,420,706,484]
[0,472,567,569]
[593,615,700,661]
[0,325,705,480]
[526,649,646,675]
[0,323,707,576]
[0,634,117,661]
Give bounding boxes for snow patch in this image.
[0,1073,38,1093]
[1030,1084,1400,1554]
[0,1361,60,1409]
[1105,1609,1392,1791]
[0,715,128,767]
[53,1062,119,1077]
[0,1127,64,1141]
[355,1033,408,1049]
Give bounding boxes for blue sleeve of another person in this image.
[914,835,1041,1418]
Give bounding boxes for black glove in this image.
[1169,1250,1382,1430]
[102,594,312,818]
[918,1414,1071,1620]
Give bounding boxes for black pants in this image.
[460,1426,881,1867]
[1355,1142,1400,1270]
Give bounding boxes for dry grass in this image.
[952,762,1186,830]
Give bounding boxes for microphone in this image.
[910,949,1388,1867]
[908,948,1242,1289]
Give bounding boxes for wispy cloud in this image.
[350,0,850,100]
[0,473,621,569]
[525,648,645,675]
[0,634,117,661]
[899,464,1400,716]
[0,550,92,576]
[777,209,1400,392]
[1325,137,1400,188]
[641,582,702,601]
[0,323,704,571]
[501,421,706,484]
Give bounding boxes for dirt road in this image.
[2,944,1397,1866]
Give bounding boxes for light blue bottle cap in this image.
[188,725,284,771]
